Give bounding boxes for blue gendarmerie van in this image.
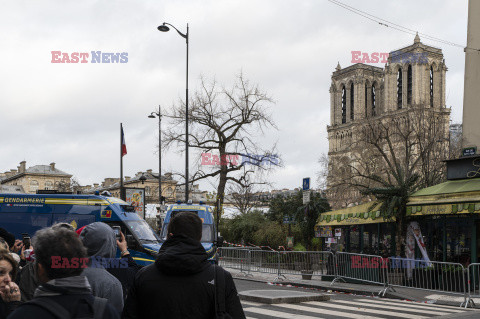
[159,203,222,262]
[0,193,160,266]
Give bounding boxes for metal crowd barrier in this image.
[383,257,467,305]
[218,248,472,307]
[276,251,335,278]
[332,252,387,293]
[465,263,480,308]
[218,247,253,276]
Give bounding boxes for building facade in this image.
[0,161,72,194]
[82,170,178,204]
[327,34,451,209]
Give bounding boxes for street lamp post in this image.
[157,22,189,203]
[148,107,162,207]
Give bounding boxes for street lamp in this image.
[157,22,189,203]
[148,107,162,206]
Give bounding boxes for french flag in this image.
[121,125,127,157]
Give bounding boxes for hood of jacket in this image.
[34,275,92,298]
[79,222,116,259]
[155,234,210,276]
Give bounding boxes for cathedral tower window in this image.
[350,83,354,120]
[397,68,403,109]
[365,83,368,117]
[430,66,434,107]
[372,84,376,116]
[407,65,412,105]
[342,85,346,124]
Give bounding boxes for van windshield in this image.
[124,220,159,243]
[160,224,214,243]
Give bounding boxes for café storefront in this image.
[316,201,396,257]
[318,178,480,265]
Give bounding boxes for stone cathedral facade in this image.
[326,34,451,209]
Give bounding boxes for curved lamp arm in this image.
[161,22,188,40]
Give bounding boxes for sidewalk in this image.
[224,267,480,308]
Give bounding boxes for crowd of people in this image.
[0,212,245,318]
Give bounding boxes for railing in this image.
[465,263,480,308]
[332,252,387,287]
[218,247,474,307]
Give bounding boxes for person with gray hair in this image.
[8,226,119,319]
[79,222,124,311]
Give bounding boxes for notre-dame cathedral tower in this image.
[326,34,451,209]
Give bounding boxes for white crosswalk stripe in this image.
[355,298,464,313]
[273,303,382,318]
[241,297,478,319]
[245,306,324,319]
[373,297,468,311]
[331,299,452,316]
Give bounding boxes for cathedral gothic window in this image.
[350,83,354,120]
[397,68,403,109]
[372,84,376,116]
[407,65,412,105]
[430,66,434,107]
[341,85,346,124]
[364,83,368,117]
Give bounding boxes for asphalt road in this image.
[234,279,480,319]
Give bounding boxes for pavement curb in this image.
[232,274,479,309]
[239,289,330,304]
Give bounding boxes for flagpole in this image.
[120,123,125,200]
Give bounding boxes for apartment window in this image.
[45,181,53,190]
[30,180,39,192]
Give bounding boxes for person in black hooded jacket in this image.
[122,211,245,319]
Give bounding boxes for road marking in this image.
[350,299,456,315]
[378,297,472,310]
[304,300,426,319]
[244,306,323,319]
[241,301,264,307]
[273,303,384,319]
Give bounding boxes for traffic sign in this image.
[303,191,310,204]
[303,177,310,191]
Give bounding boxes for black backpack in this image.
[213,265,233,319]
[23,296,108,319]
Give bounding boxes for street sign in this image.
[283,216,294,224]
[303,191,310,204]
[302,177,310,191]
[462,147,477,157]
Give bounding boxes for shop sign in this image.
[286,236,294,248]
[326,237,337,244]
[334,228,342,237]
[318,226,332,237]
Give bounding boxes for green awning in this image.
[411,179,480,197]
[317,201,393,226]
[407,178,480,216]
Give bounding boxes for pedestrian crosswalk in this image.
[241,298,477,319]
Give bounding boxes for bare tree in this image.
[229,182,258,215]
[163,73,280,224]
[56,177,81,193]
[327,106,450,255]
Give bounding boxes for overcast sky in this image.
[0,0,469,193]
